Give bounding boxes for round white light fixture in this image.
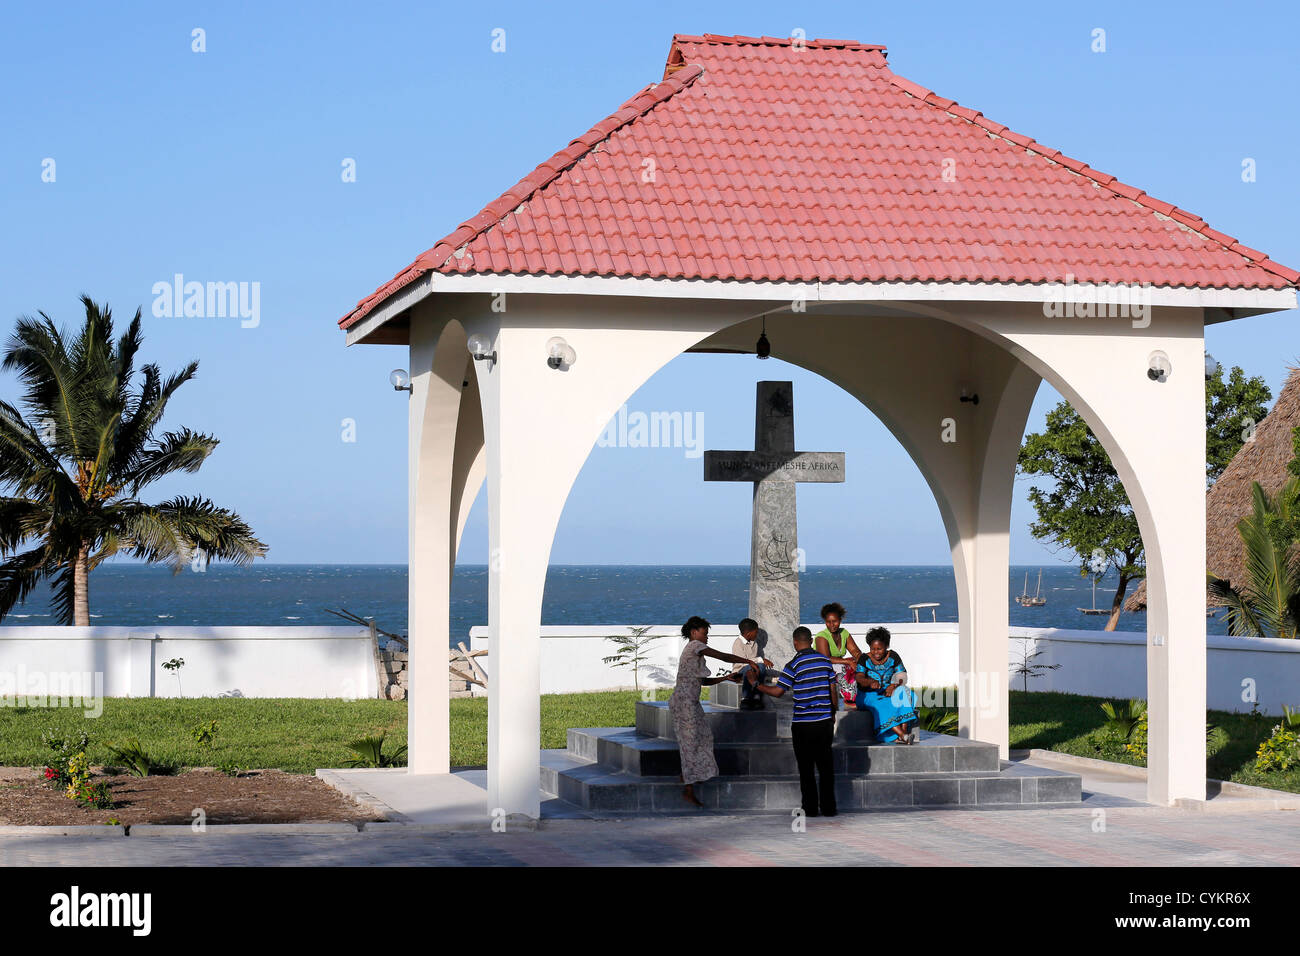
[1147,350,1172,383]
[389,368,411,392]
[1204,352,1221,380]
[546,336,577,370]
[467,333,497,367]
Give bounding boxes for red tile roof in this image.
[341,34,1298,330]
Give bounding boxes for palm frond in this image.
[124,428,219,493]
[0,498,54,555]
[1209,574,1268,638]
[0,546,58,622]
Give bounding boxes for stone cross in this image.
[704,381,845,666]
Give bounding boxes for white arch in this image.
[412,291,1207,813]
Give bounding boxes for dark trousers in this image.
[740,662,768,703]
[790,717,836,815]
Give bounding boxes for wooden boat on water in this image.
[1015,570,1046,607]
[1078,574,1108,615]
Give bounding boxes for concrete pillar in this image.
[956,361,1041,756]
[993,308,1208,805]
[407,316,478,775]
[1133,349,1208,806]
[471,306,722,820]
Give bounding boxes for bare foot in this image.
[683,785,704,807]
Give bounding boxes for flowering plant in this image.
[40,728,113,808]
[39,729,91,789]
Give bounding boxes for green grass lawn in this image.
[1008,689,1299,792]
[0,698,409,775]
[1,689,1294,794]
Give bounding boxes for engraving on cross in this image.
[704,381,845,667]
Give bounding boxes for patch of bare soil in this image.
[0,767,383,826]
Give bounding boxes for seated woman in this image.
[853,626,919,745]
[813,602,861,706]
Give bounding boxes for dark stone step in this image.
[636,699,907,744]
[569,726,1001,778]
[635,700,777,742]
[541,749,1082,813]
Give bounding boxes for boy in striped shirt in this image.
[746,626,839,816]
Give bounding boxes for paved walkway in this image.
[2,806,1298,866]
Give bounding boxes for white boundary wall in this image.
[3,622,1296,712]
[0,626,377,699]
[469,623,1300,714]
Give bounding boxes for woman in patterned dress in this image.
[671,616,758,807]
[853,626,919,744]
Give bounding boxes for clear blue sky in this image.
[1,1,1295,567]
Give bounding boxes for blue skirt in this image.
[856,686,918,741]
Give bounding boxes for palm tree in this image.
[0,296,267,624]
[1208,478,1300,639]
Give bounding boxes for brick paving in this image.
[2,806,1298,866]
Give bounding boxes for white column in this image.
[958,362,1041,756]
[407,316,475,775]
[1138,350,1208,806]
[471,309,720,820]
[992,308,1207,805]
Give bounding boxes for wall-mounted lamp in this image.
[467,333,497,368]
[959,389,979,405]
[546,336,577,370]
[389,369,412,393]
[756,317,771,359]
[1204,352,1221,380]
[1148,350,1172,382]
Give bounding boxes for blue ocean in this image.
[1,563,1232,642]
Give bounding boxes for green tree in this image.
[1019,365,1271,630]
[0,297,267,624]
[1206,365,1272,483]
[602,625,661,693]
[1018,402,1143,631]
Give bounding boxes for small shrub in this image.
[68,780,114,809]
[104,738,179,777]
[342,734,407,768]
[1125,714,1148,760]
[1099,699,1147,743]
[161,657,185,696]
[190,720,220,747]
[41,734,114,809]
[1206,724,1230,758]
[1254,725,1300,773]
[217,761,242,778]
[40,729,92,789]
[917,706,958,735]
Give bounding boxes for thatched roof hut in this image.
[1125,367,1300,611]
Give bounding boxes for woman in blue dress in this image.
[854,627,919,744]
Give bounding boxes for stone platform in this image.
[540,701,1083,814]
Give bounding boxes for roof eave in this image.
[344,273,1296,346]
